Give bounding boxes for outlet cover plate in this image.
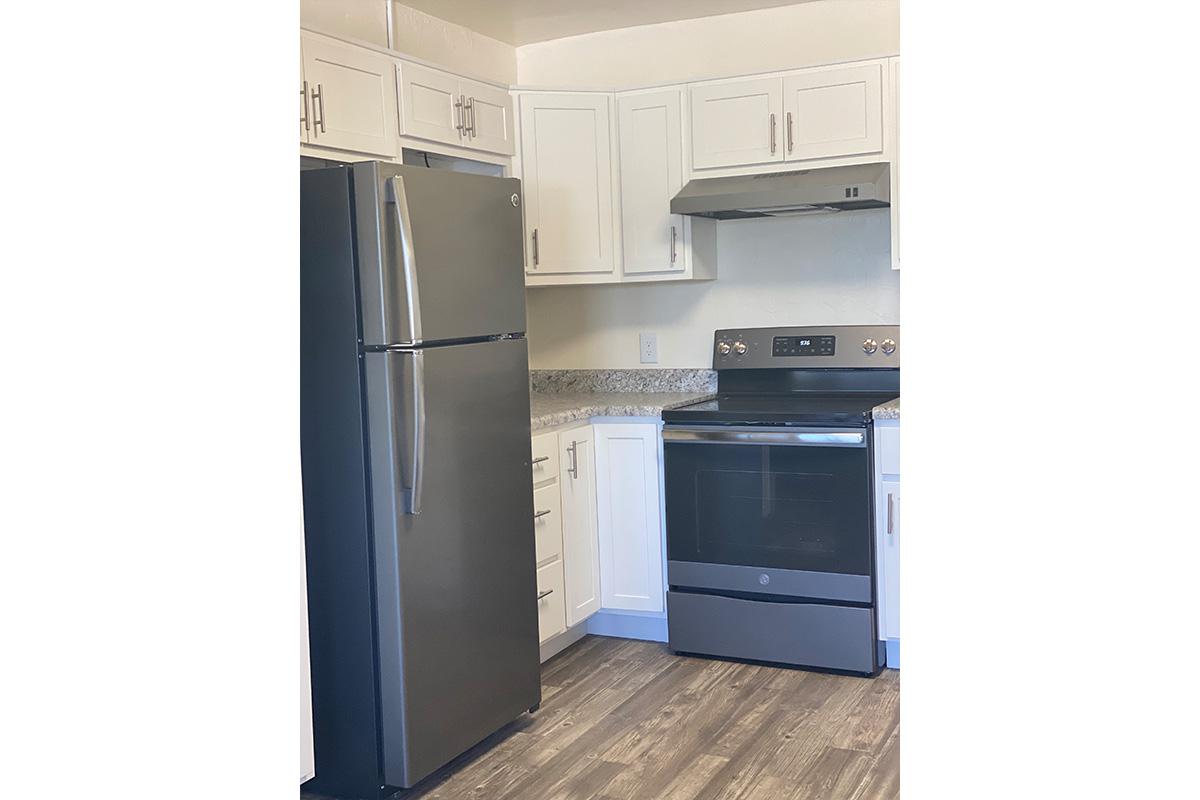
[640,333,658,364]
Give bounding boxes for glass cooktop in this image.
[662,393,897,428]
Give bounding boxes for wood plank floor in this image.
[306,635,899,800]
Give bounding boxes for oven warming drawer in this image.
[667,591,879,674]
[668,560,871,603]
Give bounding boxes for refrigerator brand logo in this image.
[759,574,770,586]
[510,193,520,207]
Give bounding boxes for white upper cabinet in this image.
[782,63,883,162]
[690,77,784,169]
[397,63,515,156]
[300,32,398,157]
[460,79,515,155]
[519,93,617,278]
[617,90,686,276]
[594,423,665,614]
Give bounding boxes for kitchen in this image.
[300,1,900,797]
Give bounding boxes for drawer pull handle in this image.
[534,509,552,520]
[532,455,550,465]
[537,589,553,600]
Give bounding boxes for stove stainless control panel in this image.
[714,325,899,369]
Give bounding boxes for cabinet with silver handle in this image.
[300,31,397,157]
[874,422,900,666]
[396,61,515,155]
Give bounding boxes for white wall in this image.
[300,0,517,84]
[515,0,899,90]
[526,210,899,368]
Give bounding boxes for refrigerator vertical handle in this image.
[403,351,427,515]
[386,176,424,345]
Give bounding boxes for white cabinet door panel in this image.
[594,424,664,613]
[301,33,398,157]
[783,63,883,162]
[618,91,686,275]
[559,427,601,625]
[397,61,463,147]
[880,483,900,639]
[519,94,616,275]
[690,77,783,169]
[463,79,515,156]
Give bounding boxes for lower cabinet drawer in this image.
[666,591,879,674]
[536,560,566,644]
[531,430,560,484]
[532,483,563,565]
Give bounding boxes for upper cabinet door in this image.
[397,61,465,148]
[519,93,616,276]
[618,90,686,275]
[782,63,883,162]
[301,33,398,157]
[462,79,515,156]
[689,77,784,169]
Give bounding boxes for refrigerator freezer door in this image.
[354,162,527,347]
[364,337,541,788]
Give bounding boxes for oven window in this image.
[665,440,872,575]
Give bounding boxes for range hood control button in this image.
[733,341,748,355]
[881,338,896,355]
[717,341,732,355]
[862,339,878,354]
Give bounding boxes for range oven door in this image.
[663,425,874,603]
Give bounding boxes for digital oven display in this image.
[772,335,835,357]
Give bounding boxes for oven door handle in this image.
[661,427,866,447]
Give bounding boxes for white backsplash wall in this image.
[525,210,899,369]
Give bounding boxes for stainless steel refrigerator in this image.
[300,162,540,797]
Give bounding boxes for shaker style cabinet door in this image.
[519,93,616,276]
[396,61,465,148]
[689,77,784,169]
[782,63,883,162]
[559,426,601,625]
[617,90,687,275]
[461,79,515,156]
[594,423,665,613]
[300,33,399,157]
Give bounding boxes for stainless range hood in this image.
[670,162,890,220]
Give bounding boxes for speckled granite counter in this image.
[873,398,900,420]
[528,369,717,431]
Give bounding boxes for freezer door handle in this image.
[386,176,423,345]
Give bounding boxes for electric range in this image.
[661,325,898,675]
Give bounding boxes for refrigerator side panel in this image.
[365,338,540,788]
[300,167,384,798]
[358,162,528,346]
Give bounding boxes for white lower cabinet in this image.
[559,426,602,625]
[535,560,567,642]
[875,422,900,664]
[593,423,665,613]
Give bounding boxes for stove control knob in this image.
[881,338,896,355]
[862,338,878,354]
[717,341,732,355]
[733,341,748,355]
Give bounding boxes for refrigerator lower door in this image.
[364,337,541,789]
[354,161,527,347]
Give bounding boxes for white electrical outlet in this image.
[639,333,658,364]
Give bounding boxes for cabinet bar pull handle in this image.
[769,112,776,154]
[534,509,552,520]
[670,225,677,264]
[532,455,550,465]
[887,493,895,536]
[454,95,464,135]
[531,228,539,266]
[786,111,794,153]
[300,81,310,132]
[537,589,553,600]
[467,96,476,137]
[567,441,578,479]
[313,83,326,134]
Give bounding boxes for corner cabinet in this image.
[299,32,398,158]
[874,422,900,667]
[559,426,602,625]
[518,93,618,282]
[593,424,665,613]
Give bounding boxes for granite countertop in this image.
[872,398,900,420]
[529,369,716,431]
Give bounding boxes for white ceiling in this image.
[399,0,812,46]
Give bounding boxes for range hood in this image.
[670,162,890,220]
